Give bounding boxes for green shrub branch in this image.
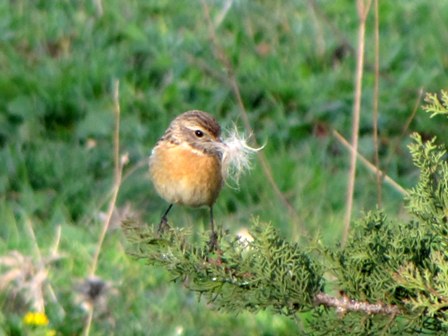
[123,91,448,334]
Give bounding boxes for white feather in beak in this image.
[217,126,264,188]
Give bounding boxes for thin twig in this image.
[24,219,65,315]
[47,224,65,317]
[333,129,408,196]
[372,0,382,206]
[50,225,62,256]
[400,87,424,139]
[89,79,123,276]
[25,218,43,263]
[199,0,305,236]
[342,0,372,246]
[314,292,400,315]
[24,218,45,312]
[84,80,124,335]
[373,87,423,199]
[83,307,94,336]
[381,88,423,174]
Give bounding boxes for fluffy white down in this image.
[218,127,263,188]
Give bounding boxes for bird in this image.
[149,110,224,250]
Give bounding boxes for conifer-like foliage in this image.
[422,90,448,117]
[123,220,323,316]
[123,91,448,334]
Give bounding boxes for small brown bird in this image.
[149,110,224,248]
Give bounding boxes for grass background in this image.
[1,0,448,334]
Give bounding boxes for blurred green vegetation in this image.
[1,0,447,334]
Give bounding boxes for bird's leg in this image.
[158,204,173,234]
[208,206,218,252]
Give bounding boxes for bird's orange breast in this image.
[149,143,223,207]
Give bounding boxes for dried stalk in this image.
[373,0,382,206]
[84,80,124,336]
[342,0,372,246]
[333,129,408,196]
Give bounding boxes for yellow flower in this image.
[23,311,49,326]
[46,329,57,336]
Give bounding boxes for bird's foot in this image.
[207,230,219,252]
[157,216,170,235]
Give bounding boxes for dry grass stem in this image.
[88,79,123,277]
[24,218,63,313]
[0,221,63,314]
[0,251,47,312]
[373,0,382,206]
[401,88,424,139]
[84,79,125,335]
[342,0,372,246]
[333,130,408,196]
[47,224,65,317]
[378,88,423,186]
[83,308,94,336]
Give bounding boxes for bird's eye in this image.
[195,130,204,137]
